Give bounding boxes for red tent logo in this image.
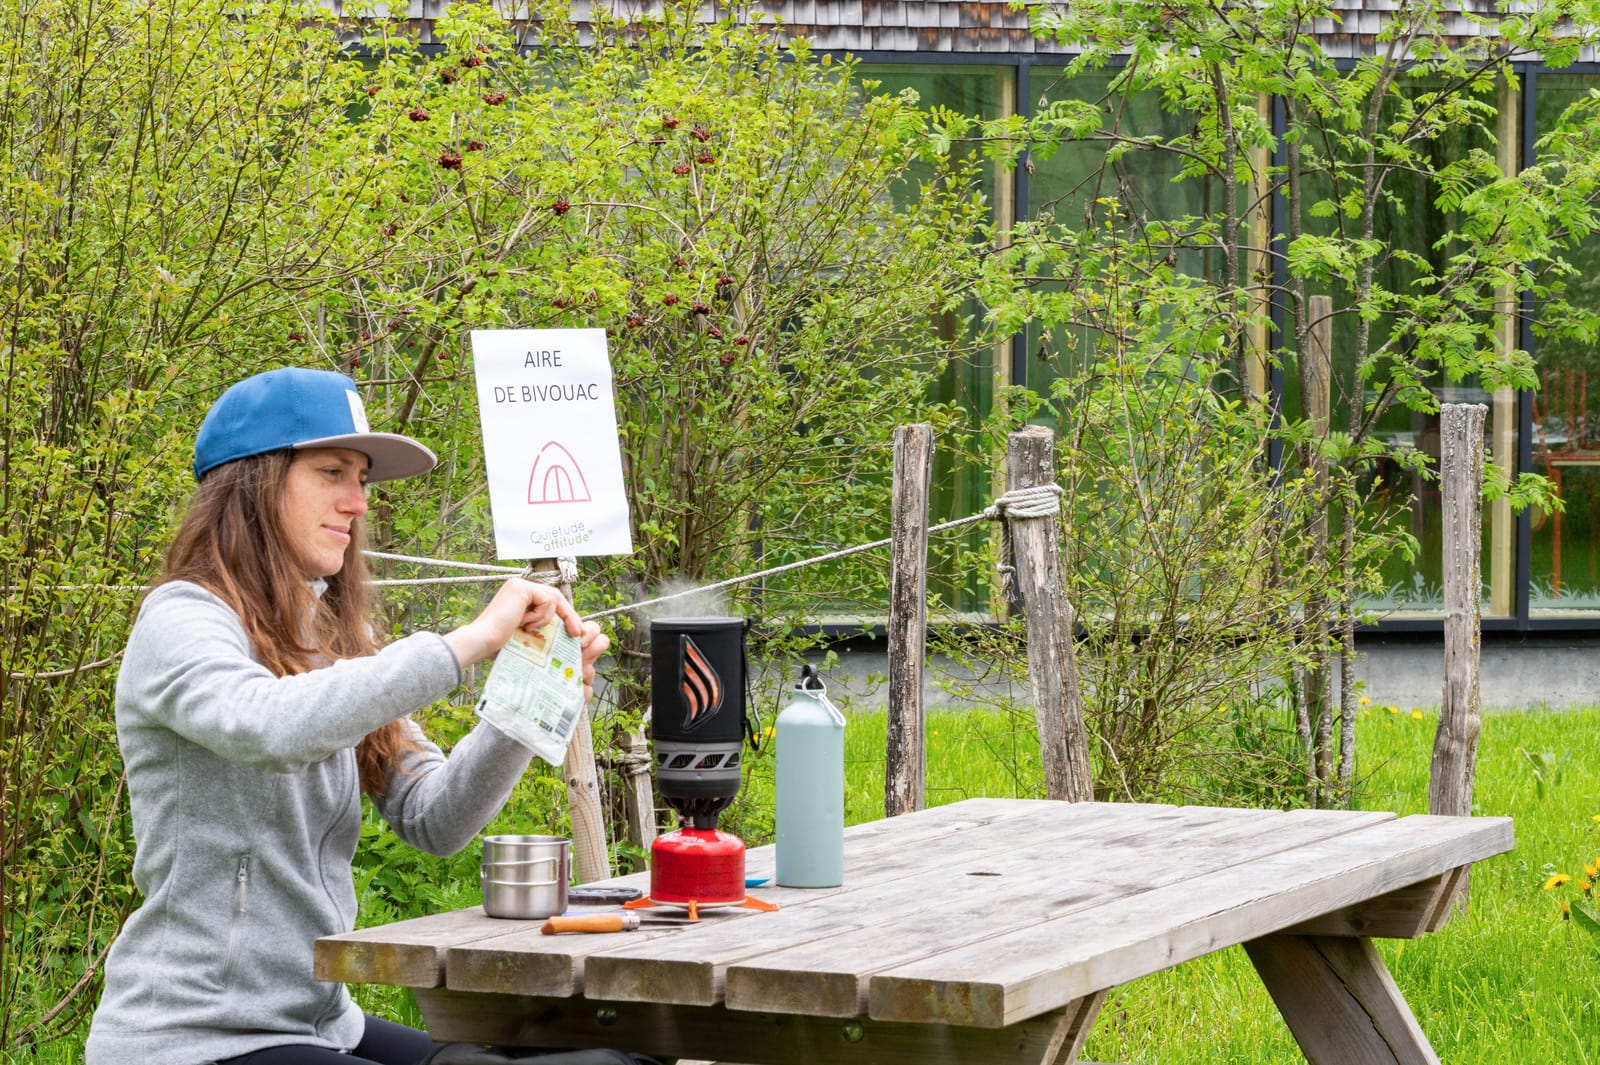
[528,441,592,504]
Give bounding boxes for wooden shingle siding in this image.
[360,0,1545,56]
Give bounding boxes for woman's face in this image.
[280,448,370,579]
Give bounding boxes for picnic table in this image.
[316,798,1512,1065]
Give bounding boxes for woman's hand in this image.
[575,620,609,701]
[443,578,601,682]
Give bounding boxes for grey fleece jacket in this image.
[85,580,536,1065]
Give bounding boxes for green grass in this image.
[744,703,1600,1063]
[13,704,1600,1063]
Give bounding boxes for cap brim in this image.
[295,433,437,483]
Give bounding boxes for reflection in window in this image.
[1281,79,1507,617]
[1020,69,1515,617]
[859,64,1009,612]
[1533,75,1600,614]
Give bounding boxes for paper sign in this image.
[470,329,633,559]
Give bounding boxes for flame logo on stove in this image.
[678,635,724,729]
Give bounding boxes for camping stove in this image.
[647,616,757,908]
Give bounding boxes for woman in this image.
[85,367,609,1065]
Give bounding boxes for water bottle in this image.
[775,665,847,887]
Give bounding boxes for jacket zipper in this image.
[217,854,251,990]
[233,855,250,917]
[312,749,360,1035]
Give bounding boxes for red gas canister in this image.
[648,827,746,905]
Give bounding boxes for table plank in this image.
[319,801,1049,990]
[575,801,1180,1005]
[865,814,1512,1027]
[1282,867,1464,939]
[721,806,1395,1017]
[411,987,1103,1065]
[443,798,1100,999]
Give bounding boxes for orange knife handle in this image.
[540,914,638,934]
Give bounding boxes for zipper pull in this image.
[234,855,250,916]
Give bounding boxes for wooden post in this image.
[1431,403,1485,823]
[885,424,932,818]
[524,556,609,884]
[1005,427,1094,802]
[1303,294,1334,805]
[621,709,657,868]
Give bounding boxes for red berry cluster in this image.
[438,151,463,170]
[551,196,571,215]
[483,91,507,105]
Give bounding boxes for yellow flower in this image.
[1387,705,1399,714]
[1585,861,1597,879]
[1361,709,1371,718]
[1581,880,1592,893]
[1410,710,1424,720]
[1563,901,1572,917]
[1545,873,1573,890]
[1359,696,1371,705]
[1592,813,1600,824]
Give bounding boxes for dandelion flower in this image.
[1387,706,1399,714]
[1592,813,1600,824]
[1359,696,1371,706]
[1410,710,1424,720]
[1581,880,1592,893]
[1545,872,1572,890]
[1563,901,1572,918]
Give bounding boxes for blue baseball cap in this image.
[193,368,437,482]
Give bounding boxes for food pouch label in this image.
[474,618,585,767]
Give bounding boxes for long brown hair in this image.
[159,450,419,796]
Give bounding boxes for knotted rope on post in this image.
[983,484,1065,603]
[522,556,580,588]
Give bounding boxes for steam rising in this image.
[634,577,731,620]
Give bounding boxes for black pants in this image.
[216,1014,441,1065]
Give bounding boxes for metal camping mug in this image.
[480,835,570,919]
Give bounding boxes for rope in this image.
[583,483,1061,622]
[4,483,1062,671]
[368,574,512,587]
[522,557,580,587]
[986,483,1063,602]
[364,550,522,574]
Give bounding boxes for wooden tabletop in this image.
[317,798,1513,1065]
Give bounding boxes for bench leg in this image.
[1038,989,1107,1065]
[1244,934,1440,1065]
